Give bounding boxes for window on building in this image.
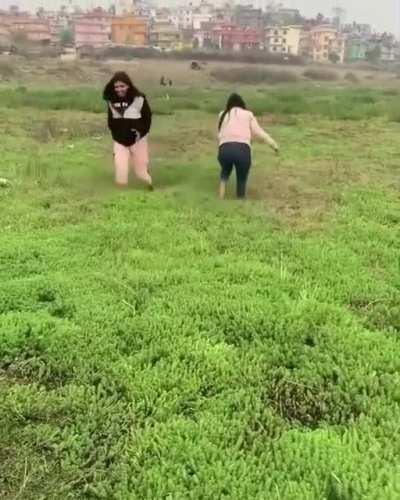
[283,39,286,44]
[274,30,278,35]
[273,46,277,51]
[283,30,288,35]
[323,52,328,58]
[325,36,329,41]
[275,38,279,43]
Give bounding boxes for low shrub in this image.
[101,46,305,65]
[0,61,16,79]
[383,89,399,96]
[211,67,299,84]
[388,106,400,122]
[303,68,339,81]
[344,71,359,83]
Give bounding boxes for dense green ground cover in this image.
[1,85,400,120]
[1,83,400,499]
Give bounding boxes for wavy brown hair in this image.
[103,71,142,101]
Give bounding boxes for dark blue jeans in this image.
[218,142,251,198]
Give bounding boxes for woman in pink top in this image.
[218,93,279,199]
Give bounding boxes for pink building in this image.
[0,15,51,44]
[74,17,111,48]
[40,11,69,45]
[216,24,263,51]
[197,23,263,51]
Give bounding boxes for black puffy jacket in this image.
[107,94,152,147]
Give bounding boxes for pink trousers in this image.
[113,137,152,186]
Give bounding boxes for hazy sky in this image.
[3,0,399,35]
[289,0,397,34]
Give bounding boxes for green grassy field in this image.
[1,81,400,499]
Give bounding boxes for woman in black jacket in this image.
[103,72,153,189]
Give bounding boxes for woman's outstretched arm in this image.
[250,114,279,151]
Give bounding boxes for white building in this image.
[178,7,193,30]
[192,2,213,30]
[176,0,214,30]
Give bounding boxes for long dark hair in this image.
[218,93,246,130]
[103,71,141,101]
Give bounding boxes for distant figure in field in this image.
[168,79,173,87]
[160,76,166,86]
[191,61,201,70]
[217,93,279,199]
[103,72,153,190]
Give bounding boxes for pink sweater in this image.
[218,107,278,149]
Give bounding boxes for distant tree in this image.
[109,5,116,15]
[9,5,19,15]
[36,6,45,17]
[365,45,381,64]
[60,29,74,46]
[328,52,340,64]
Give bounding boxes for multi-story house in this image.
[309,25,345,63]
[40,11,69,45]
[8,17,51,44]
[211,23,264,51]
[265,25,302,56]
[192,1,214,31]
[368,34,397,63]
[345,36,368,62]
[111,15,148,46]
[343,22,372,37]
[150,18,182,50]
[234,5,263,31]
[299,27,312,60]
[178,5,193,30]
[74,12,111,48]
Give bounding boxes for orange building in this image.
[310,25,345,63]
[111,16,148,46]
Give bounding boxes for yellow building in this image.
[310,25,345,63]
[150,19,182,50]
[111,16,148,46]
[265,25,302,56]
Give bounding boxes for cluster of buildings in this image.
[0,1,398,64]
